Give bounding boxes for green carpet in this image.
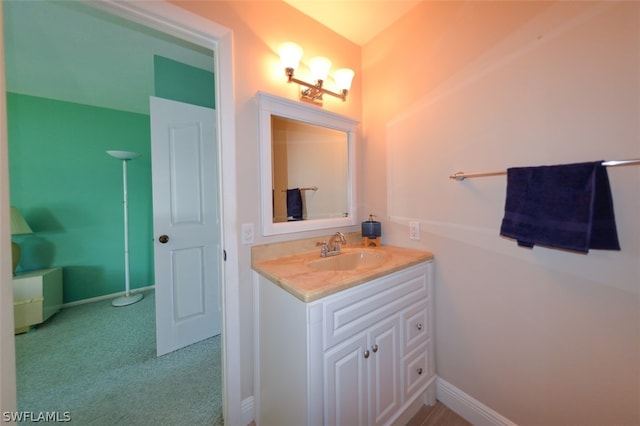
[14,290,223,425]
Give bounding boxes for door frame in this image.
[0,1,241,424]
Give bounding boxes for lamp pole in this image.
[107,150,143,307]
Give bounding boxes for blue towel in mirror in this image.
[286,188,303,221]
[500,161,620,253]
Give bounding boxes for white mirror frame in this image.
[257,91,358,236]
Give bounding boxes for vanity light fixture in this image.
[279,42,355,106]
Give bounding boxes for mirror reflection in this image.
[258,91,358,236]
[271,115,348,223]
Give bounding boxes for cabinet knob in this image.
[372,344,379,353]
[417,367,423,375]
[363,350,370,359]
[158,235,170,244]
[416,323,423,331]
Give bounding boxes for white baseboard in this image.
[241,396,254,426]
[246,377,512,426]
[436,377,517,426]
[62,285,155,308]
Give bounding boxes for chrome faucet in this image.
[320,232,346,257]
[329,232,347,249]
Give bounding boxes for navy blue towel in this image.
[499,161,620,253]
[286,188,303,221]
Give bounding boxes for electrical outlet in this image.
[241,223,254,245]
[409,221,420,241]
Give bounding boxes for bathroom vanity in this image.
[253,236,435,425]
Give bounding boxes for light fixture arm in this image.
[285,67,348,103]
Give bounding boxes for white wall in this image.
[363,1,639,424]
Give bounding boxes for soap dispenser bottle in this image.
[361,214,382,247]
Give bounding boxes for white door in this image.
[150,96,221,357]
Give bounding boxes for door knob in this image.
[158,235,169,244]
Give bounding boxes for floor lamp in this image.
[107,150,144,307]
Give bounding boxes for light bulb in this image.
[279,42,303,71]
[309,56,331,81]
[334,68,355,91]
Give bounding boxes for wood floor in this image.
[406,401,472,426]
[248,401,470,426]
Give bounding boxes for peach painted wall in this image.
[362,1,639,425]
[170,0,362,402]
[0,3,17,413]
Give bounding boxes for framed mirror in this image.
[257,92,358,236]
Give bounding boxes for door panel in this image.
[150,96,221,357]
[369,316,400,425]
[324,334,368,426]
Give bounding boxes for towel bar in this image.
[280,186,318,192]
[450,159,640,181]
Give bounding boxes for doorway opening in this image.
[3,0,240,423]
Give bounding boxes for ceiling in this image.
[283,0,422,46]
[3,1,213,115]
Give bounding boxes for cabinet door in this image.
[324,333,369,426]
[323,315,402,426]
[368,315,401,426]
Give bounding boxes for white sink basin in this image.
[308,251,389,271]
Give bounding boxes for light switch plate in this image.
[409,221,420,241]
[241,223,254,245]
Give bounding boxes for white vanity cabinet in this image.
[255,260,435,426]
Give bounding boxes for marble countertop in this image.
[252,239,434,303]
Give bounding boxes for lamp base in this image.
[12,242,20,275]
[112,293,144,307]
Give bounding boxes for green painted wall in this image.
[154,55,215,109]
[7,57,214,304]
[8,93,153,303]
